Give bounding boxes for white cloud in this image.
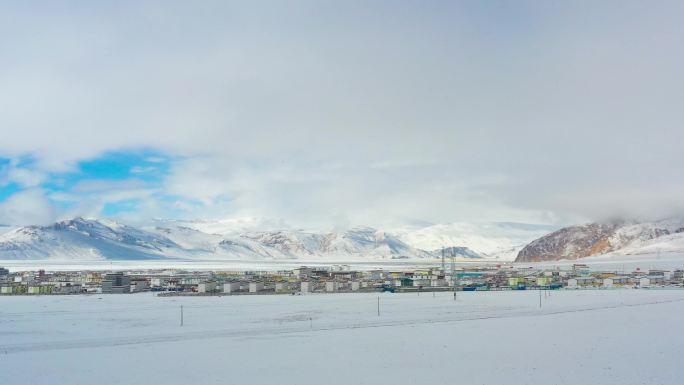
[130,166,157,174]
[0,189,56,225]
[0,160,47,188]
[144,157,166,163]
[0,1,683,226]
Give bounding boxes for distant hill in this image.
[515,218,684,262]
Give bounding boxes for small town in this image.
[2,264,683,296]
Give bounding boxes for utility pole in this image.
[539,289,542,309]
[377,296,380,316]
[180,305,184,327]
[452,248,457,301]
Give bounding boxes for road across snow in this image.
[2,290,684,384]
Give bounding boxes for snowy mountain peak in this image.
[0,217,560,262]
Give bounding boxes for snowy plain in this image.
[2,289,684,385]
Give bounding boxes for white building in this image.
[300,281,312,293]
[325,281,339,292]
[223,282,240,293]
[249,282,264,293]
[603,276,629,287]
[351,281,361,291]
[198,282,217,293]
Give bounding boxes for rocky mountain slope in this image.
[515,218,684,262]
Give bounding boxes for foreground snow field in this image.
[2,290,684,384]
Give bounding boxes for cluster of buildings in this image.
[1,264,683,296]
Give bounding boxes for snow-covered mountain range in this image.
[391,222,556,260]
[516,218,684,262]
[0,217,553,262]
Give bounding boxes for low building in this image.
[27,285,52,295]
[130,279,149,292]
[645,275,665,285]
[325,281,339,292]
[571,276,596,287]
[300,281,312,293]
[249,282,264,293]
[6,285,27,294]
[223,282,240,293]
[603,276,629,287]
[53,283,81,294]
[1,285,16,294]
[197,281,217,293]
[101,273,131,294]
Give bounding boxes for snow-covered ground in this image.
[2,290,684,384]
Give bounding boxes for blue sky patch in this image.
[0,150,174,218]
[0,183,21,201]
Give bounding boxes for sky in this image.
[1,0,683,228]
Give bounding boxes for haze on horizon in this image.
[1,1,683,229]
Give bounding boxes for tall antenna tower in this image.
[451,248,457,300]
[450,247,456,274]
[441,246,446,271]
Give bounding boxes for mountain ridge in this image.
[515,218,684,262]
[0,217,574,262]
